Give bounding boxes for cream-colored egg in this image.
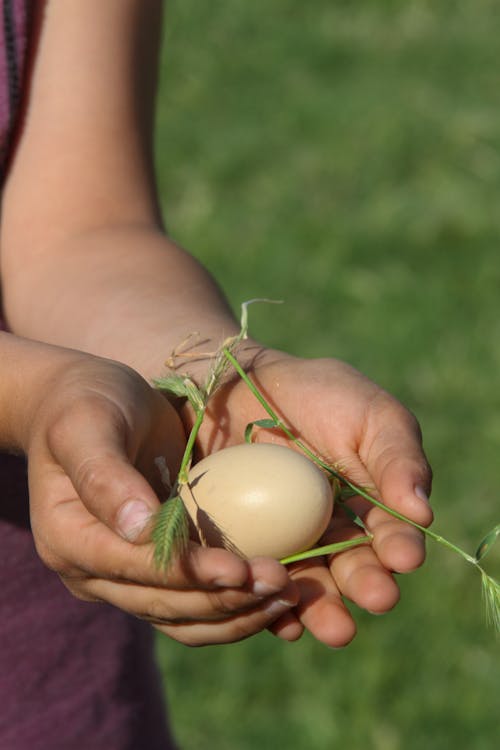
[180,443,334,560]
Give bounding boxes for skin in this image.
[185,349,433,643]
[0,0,432,647]
[0,334,299,647]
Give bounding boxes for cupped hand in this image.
[25,352,298,646]
[189,347,433,647]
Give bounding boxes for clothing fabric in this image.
[0,457,175,750]
[0,4,176,748]
[0,0,29,179]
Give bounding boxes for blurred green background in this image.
[153,1,499,748]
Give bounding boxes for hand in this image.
[189,347,433,647]
[25,352,299,646]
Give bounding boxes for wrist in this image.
[0,333,85,452]
[173,339,287,434]
[158,332,265,386]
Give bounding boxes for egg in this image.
[179,442,334,560]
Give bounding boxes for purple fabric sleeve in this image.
[0,0,30,174]
[0,3,177,747]
[0,455,177,750]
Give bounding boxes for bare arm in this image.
[0,1,432,647]
[1,0,238,380]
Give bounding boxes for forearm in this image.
[0,1,248,384]
[2,225,245,383]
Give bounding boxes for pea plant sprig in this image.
[152,301,500,633]
[152,299,278,568]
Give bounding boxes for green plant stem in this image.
[280,535,372,564]
[176,406,205,486]
[223,347,478,570]
[340,477,477,566]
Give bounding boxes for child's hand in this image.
[190,348,433,647]
[25,353,298,646]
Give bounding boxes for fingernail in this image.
[415,485,430,504]
[117,500,153,541]
[252,579,284,597]
[214,576,244,588]
[265,599,295,617]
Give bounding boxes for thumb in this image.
[361,408,433,528]
[336,406,434,575]
[46,397,169,543]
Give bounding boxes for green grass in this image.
[153,2,500,748]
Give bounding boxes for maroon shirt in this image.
[0,3,176,747]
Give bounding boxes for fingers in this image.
[364,506,427,574]
[75,575,299,646]
[280,506,401,621]
[293,565,357,648]
[329,399,433,578]
[30,462,303,646]
[48,398,159,530]
[361,399,433,527]
[326,534,400,614]
[157,598,298,646]
[44,392,181,542]
[275,559,357,648]
[61,548,299,647]
[267,611,305,642]
[31,483,294,594]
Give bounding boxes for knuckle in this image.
[206,589,244,616]
[148,597,172,623]
[47,394,124,457]
[371,391,423,436]
[400,406,422,437]
[45,408,74,455]
[61,581,102,603]
[33,538,68,575]
[414,455,433,483]
[75,456,103,496]
[74,454,116,502]
[142,598,190,627]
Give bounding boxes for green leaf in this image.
[336,501,367,531]
[339,486,359,500]
[475,523,500,562]
[151,495,189,571]
[183,379,205,411]
[153,374,191,397]
[244,418,278,443]
[153,374,204,412]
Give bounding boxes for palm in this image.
[193,349,433,646]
